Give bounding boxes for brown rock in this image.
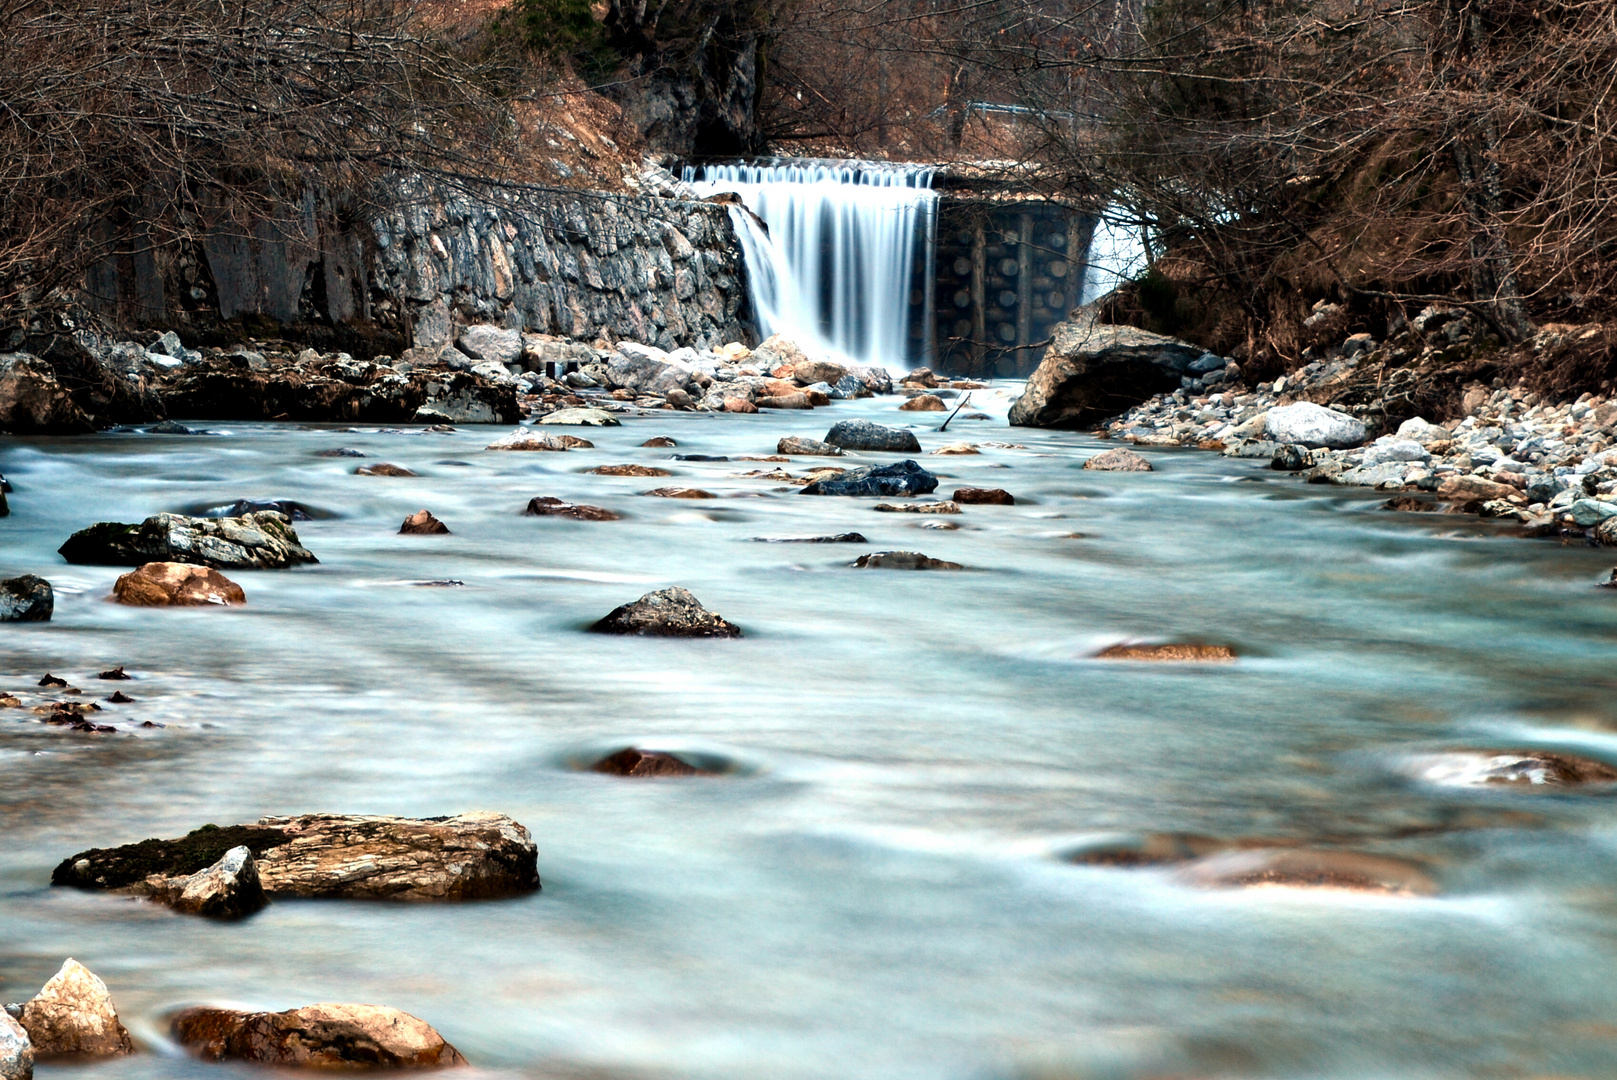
[723,397,759,413]
[953,487,1014,505]
[355,463,418,477]
[641,437,678,447]
[0,353,95,434]
[793,360,849,386]
[1381,496,1439,512]
[486,430,591,451]
[524,497,620,521]
[1095,642,1236,661]
[853,551,963,570]
[1437,475,1520,502]
[803,389,831,407]
[900,367,939,388]
[756,393,813,410]
[1407,749,1617,786]
[112,563,245,607]
[17,959,134,1058]
[587,464,672,477]
[872,501,962,514]
[776,436,843,457]
[589,747,716,778]
[1067,832,1246,867]
[610,388,636,400]
[1084,448,1153,472]
[399,510,450,535]
[590,586,741,638]
[171,1004,465,1069]
[1177,849,1437,896]
[762,378,800,397]
[899,394,946,412]
[642,487,716,499]
[931,442,979,455]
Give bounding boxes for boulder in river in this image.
[0,353,95,434]
[112,563,246,607]
[399,510,450,535]
[1083,448,1153,472]
[590,586,741,638]
[853,551,963,570]
[747,532,868,543]
[0,1011,29,1080]
[606,349,694,397]
[355,463,418,476]
[899,394,946,412]
[1263,402,1367,449]
[1007,322,1203,429]
[952,487,1014,505]
[537,407,620,427]
[799,460,938,497]
[873,501,961,514]
[587,464,671,477]
[486,430,589,451]
[723,397,758,413]
[524,497,620,521]
[756,392,813,410]
[0,576,53,622]
[1405,750,1617,787]
[792,359,848,386]
[641,436,678,447]
[54,812,540,901]
[171,1004,465,1069]
[1095,643,1237,661]
[823,419,921,453]
[589,747,716,778]
[152,846,267,919]
[777,436,844,457]
[14,959,134,1058]
[931,442,979,455]
[1177,848,1437,896]
[642,487,716,499]
[59,512,317,569]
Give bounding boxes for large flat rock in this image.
[1008,322,1204,429]
[58,512,317,569]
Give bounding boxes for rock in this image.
[1362,439,1432,466]
[1007,323,1203,428]
[828,375,870,399]
[1065,832,1240,867]
[899,394,946,412]
[900,367,940,388]
[723,397,758,413]
[665,389,694,408]
[170,1004,465,1069]
[55,813,539,901]
[756,393,813,409]
[746,533,868,543]
[1438,475,1522,503]
[824,419,922,453]
[641,437,678,447]
[1337,461,1411,489]
[586,464,671,477]
[589,748,715,777]
[1270,444,1313,471]
[1263,402,1367,448]
[1569,498,1617,526]
[1381,496,1439,512]
[931,442,979,455]
[1177,849,1437,896]
[1095,643,1236,661]
[16,959,133,1058]
[97,666,131,680]
[457,325,523,364]
[1406,750,1617,787]
[1083,448,1153,472]
[59,512,317,569]
[196,499,316,522]
[873,501,961,514]
[0,1012,30,1080]
[356,463,418,476]
[0,576,53,622]
[0,353,95,434]
[157,846,267,919]
[606,350,693,397]
[537,408,620,427]
[1594,517,1617,546]
[317,447,366,458]
[524,497,620,521]
[399,510,450,535]
[777,437,844,457]
[1222,438,1280,459]
[953,487,1014,505]
[112,563,246,607]
[799,460,938,497]
[590,586,740,638]
[642,487,716,499]
[793,360,848,386]
[485,430,585,451]
[852,551,962,570]
[1395,416,1448,444]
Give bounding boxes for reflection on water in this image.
[4,391,1617,1078]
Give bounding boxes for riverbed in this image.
[4,390,1617,1078]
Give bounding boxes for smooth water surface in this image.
[4,391,1617,1079]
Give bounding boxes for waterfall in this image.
[684,161,938,371]
[1080,211,1150,306]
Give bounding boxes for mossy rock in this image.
[52,824,292,889]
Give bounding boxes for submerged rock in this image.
[54,812,539,902]
[641,436,678,447]
[112,563,246,607]
[777,436,844,456]
[59,512,317,569]
[1263,402,1367,449]
[799,460,938,497]
[0,1011,30,1080]
[589,747,716,778]
[355,463,418,476]
[899,394,946,412]
[952,487,1014,505]
[524,497,620,521]
[932,442,979,455]
[1066,832,1239,867]
[1177,849,1437,896]
[873,501,961,514]
[171,1004,465,1069]
[15,959,134,1058]
[1095,643,1237,661]
[485,430,589,451]
[852,551,963,570]
[747,532,868,543]
[1083,448,1153,472]
[1406,750,1617,787]
[642,487,716,499]
[0,576,53,622]
[823,420,921,453]
[399,510,450,535]
[587,464,671,477]
[590,587,741,638]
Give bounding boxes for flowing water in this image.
[683,162,938,369]
[5,393,1617,1079]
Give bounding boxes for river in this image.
[4,388,1617,1078]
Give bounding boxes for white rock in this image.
[1263,402,1366,449]
[456,325,523,365]
[17,960,133,1058]
[1395,416,1447,444]
[0,1011,31,1080]
[1362,439,1432,466]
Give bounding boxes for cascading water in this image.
[1080,210,1149,306]
[683,161,938,370]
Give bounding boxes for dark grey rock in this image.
[822,420,922,453]
[0,576,52,622]
[590,586,741,638]
[1270,444,1314,471]
[1008,322,1204,429]
[799,460,938,497]
[58,512,318,569]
